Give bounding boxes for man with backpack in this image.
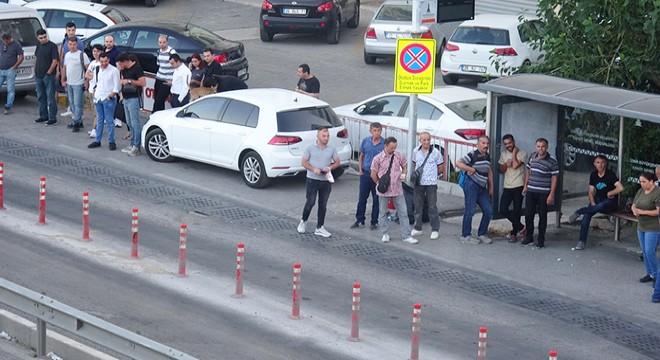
[61,36,89,132]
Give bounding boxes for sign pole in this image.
[406,0,423,180]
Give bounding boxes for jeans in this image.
[355,171,379,225]
[66,84,84,125]
[0,69,17,108]
[35,75,57,121]
[153,79,170,112]
[301,178,332,228]
[461,177,492,237]
[94,98,117,144]
[378,194,411,237]
[637,230,659,278]
[170,92,190,108]
[123,97,141,148]
[414,184,439,231]
[525,191,549,245]
[576,198,618,243]
[500,186,524,235]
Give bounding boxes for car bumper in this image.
[261,14,335,34]
[441,55,525,78]
[364,39,396,56]
[221,57,249,81]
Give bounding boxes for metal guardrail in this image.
[0,278,198,360]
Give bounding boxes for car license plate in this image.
[283,8,307,15]
[385,32,411,39]
[238,68,247,77]
[462,65,487,73]
[17,67,31,75]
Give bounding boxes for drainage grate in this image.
[251,219,293,232]
[333,243,388,257]
[35,156,84,168]
[572,315,633,333]
[137,186,185,199]
[98,175,151,188]
[3,147,46,158]
[205,207,261,220]
[421,269,480,284]
[614,333,660,355]
[374,256,433,272]
[71,164,115,177]
[464,283,528,299]
[0,138,24,149]
[519,298,580,315]
[170,196,225,210]
[297,232,335,244]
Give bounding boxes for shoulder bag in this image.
[377,154,396,193]
[410,146,433,186]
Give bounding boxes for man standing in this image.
[411,132,445,240]
[152,35,176,112]
[87,52,120,151]
[0,32,24,115]
[297,128,341,238]
[61,37,89,132]
[457,135,494,244]
[201,47,223,88]
[294,64,320,99]
[351,122,384,230]
[169,54,191,108]
[117,53,146,157]
[58,22,84,118]
[84,44,104,138]
[371,137,418,244]
[498,134,527,242]
[103,35,121,66]
[522,138,559,248]
[568,155,623,250]
[33,29,58,124]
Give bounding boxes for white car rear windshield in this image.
[451,27,510,46]
[277,107,342,132]
[446,99,487,122]
[376,5,412,21]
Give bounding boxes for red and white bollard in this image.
[290,263,302,319]
[233,243,245,298]
[348,282,361,342]
[410,303,422,360]
[130,208,139,258]
[178,224,187,277]
[477,327,488,360]
[38,176,46,224]
[549,350,558,360]
[0,162,5,210]
[82,192,90,240]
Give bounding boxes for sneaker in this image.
[381,234,390,243]
[297,220,306,234]
[3,107,10,115]
[350,221,364,229]
[314,226,331,238]
[108,142,117,151]
[430,231,439,240]
[411,229,423,237]
[403,236,419,244]
[87,141,101,148]
[520,238,534,246]
[66,123,74,129]
[535,243,545,249]
[45,120,57,126]
[506,234,517,243]
[459,236,481,244]
[369,224,378,230]
[127,146,141,157]
[72,124,80,133]
[574,241,585,250]
[121,145,133,153]
[34,118,48,123]
[568,212,580,224]
[60,110,73,117]
[88,128,97,138]
[640,274,654,283]
[478,235,493,244]
[114,119,123,127]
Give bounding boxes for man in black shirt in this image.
[201,48,223,88]
[33,29,59,124]
[117,53,146,157]
[568,155,624,250]
[294,63,320,99]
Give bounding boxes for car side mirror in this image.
[176,109,185,117]
[356,104,366,114]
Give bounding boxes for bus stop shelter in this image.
[477,74,660,239]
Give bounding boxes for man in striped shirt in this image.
[457,135,494,244]
[522,138,559,248]
[152,35,176,112]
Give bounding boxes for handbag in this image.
[458,151,475,188]
[410,146,433,186]
[377,154,396,193]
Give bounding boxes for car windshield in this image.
[446,99,486,122]
[451,26,510,46]
[277,107,342,132]
[375,4,412,21]
[182,25,224,46]
[103,8,130,24]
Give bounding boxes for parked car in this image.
[141,88,352,188]
[259,0,360,44]
[82,21,249,80]
[440,14,544,84]
[333,86,486,165]
[91,0,158,7]
[24,0,129,42]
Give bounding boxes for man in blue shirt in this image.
[0,32,24,115]
[351,122,385,230]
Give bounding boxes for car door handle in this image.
[203,127,211,130]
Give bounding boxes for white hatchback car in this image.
[24,0,129,42]
[142,89,352,188]
[440,14,544,84]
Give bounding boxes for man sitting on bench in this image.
[568,155,624,250]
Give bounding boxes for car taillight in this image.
[316,1,333,12]
[492,47,518,56]
[365,27,376,39]
[262,0,274,10]
[454,129,485,140]
[214,53,228,64]
[268,135,303,145]
[421,30,433,39]
[337,128,348,138]
[445,43,459,51]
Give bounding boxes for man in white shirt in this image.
[87,52,121,151]
[168,53,191,108]
[61,37,89,132]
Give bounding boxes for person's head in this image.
[369,122,382,138]
[98,52,110,68]
[168,53,182,68]
[67,36,78,52]
[384,137,398,154]
[594,155,608,172]
[655,165,660,181]
[2,32,12,45]
[477,135,490,153]
[502,134,515,152]
[36,29,48,45]
[535,137,549,157]
[116,52,135,68]
[202,48,214,63]
[158,35,169,50]
[65,22,76,37]
[104,34,115,49]
[297,64,310,79]
[91,44,104,59]
[419,132,431,149]
[316,127,329,146]
[190,53,203,69]
[639,172,656,191]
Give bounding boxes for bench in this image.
[607,210,637,242]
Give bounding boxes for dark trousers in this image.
[576,197,617,243]
[525,191,549,245]
[355,171,379,225]
[413,184,440,231]
[500,186,524,235]
[302,178,332,228]
[170,92,190,108]
[153,79,171,112]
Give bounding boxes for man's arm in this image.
[609,181,624,198]
[358,152,365,175]
[301,156,322,175]
[547,175,558,205]
[11,53,24,70]
[511,148,523,169]
[588,185,596,206]
[522,168,530,194]
[370,169,379,184]
[488,167,494,198]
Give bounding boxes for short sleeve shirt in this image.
[63,50,90,85]
[359,136,384,171]
[633,187,660,232]
[461,150,491,188]
[526,152,559,193]
[412,146,444,186]
[590,169,619,201]
[498,149,527,188]
[121,63,145,99]
[371,151,407,197]
[297,76,320,94]
[35,41,58,77]
[303,142,338,181]
[0,40,23,70]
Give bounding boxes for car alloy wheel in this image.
[145,0,157,7]
[347,2,360,28]
[326,19,340,44]
[241,151,271,188]
[563,142,577,169]
[145,128,173,162]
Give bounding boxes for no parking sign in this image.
[394,38,436,94]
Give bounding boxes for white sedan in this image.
[142,88,352,188]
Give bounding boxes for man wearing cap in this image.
[0,32,24,115]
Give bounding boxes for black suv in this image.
[260,0,360,44]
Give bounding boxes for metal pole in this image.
[36,318,46,356]
[406,0,423,181]
[615,116,625,242]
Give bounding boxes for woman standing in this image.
[188,53,204,89]
[631,172,660,292]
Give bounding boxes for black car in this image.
[260,0,360,44]
[83,21,249,80]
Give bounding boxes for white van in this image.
[0,3,46,97]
